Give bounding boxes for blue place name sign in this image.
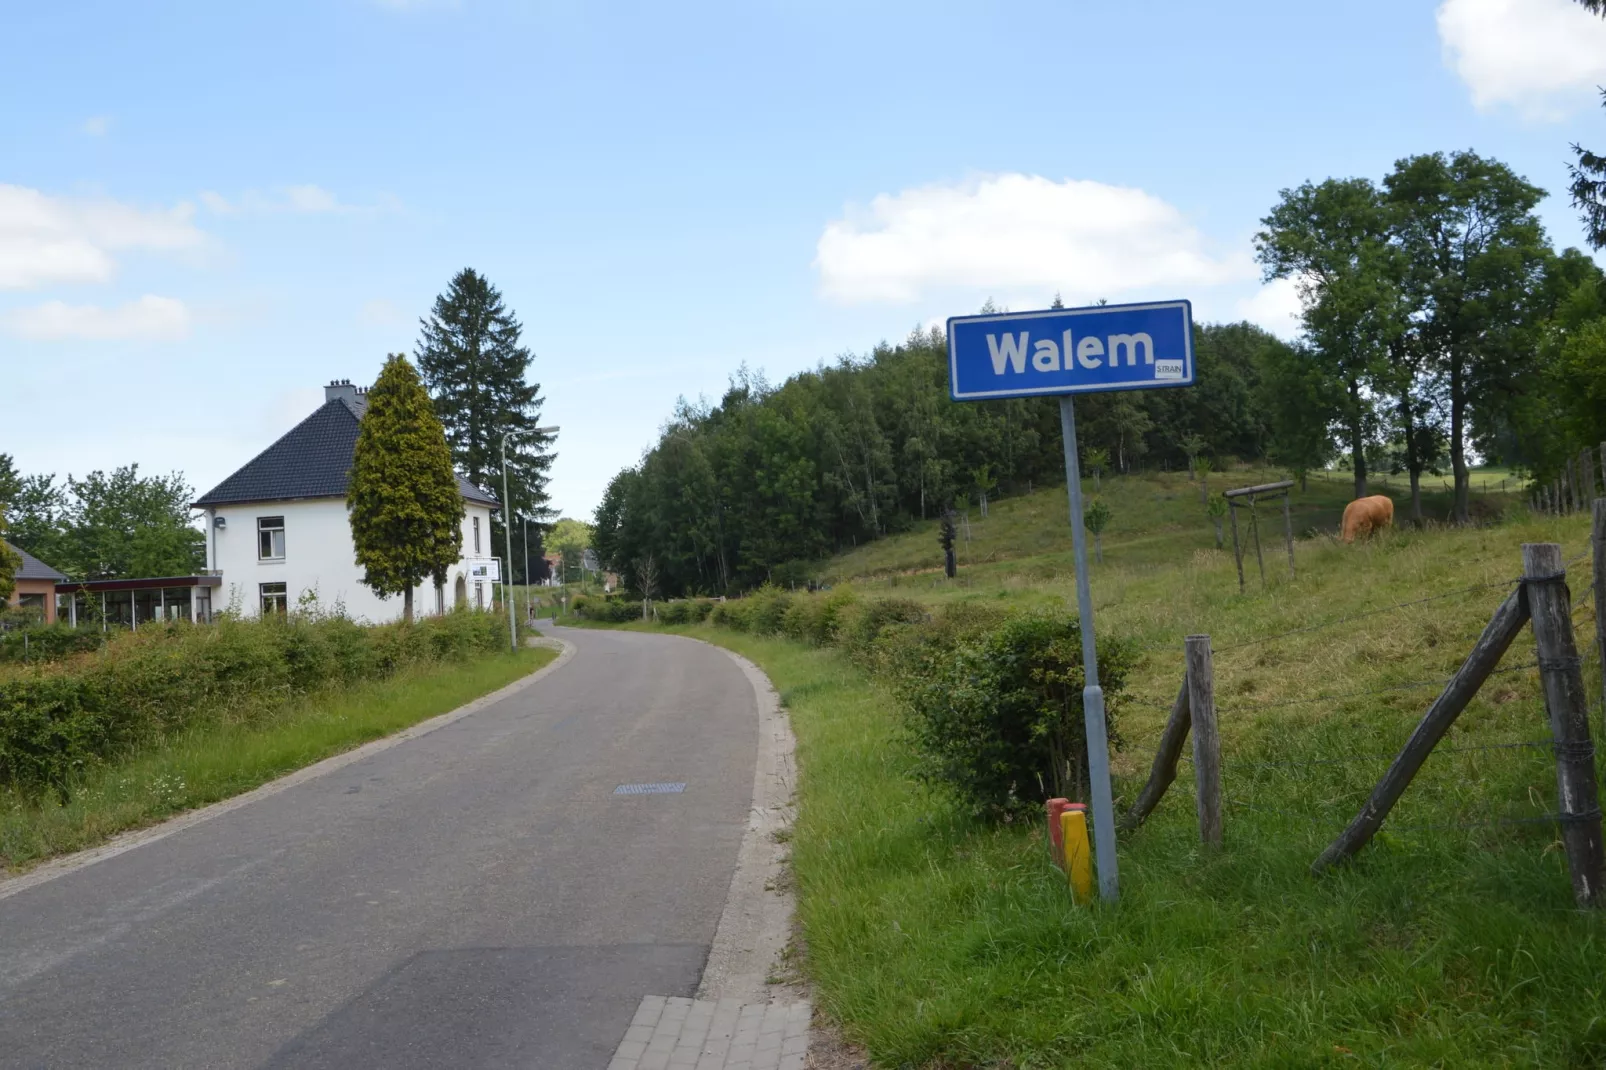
[947,299,1194,401]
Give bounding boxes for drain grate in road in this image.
[613,782,687,796]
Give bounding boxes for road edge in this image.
[0,636,577,903]
[696,648,804,1005]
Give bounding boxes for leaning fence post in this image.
[1185,635,1221,846]
[1121,679,1190,830]
[1524,542,1606,908]
[1313,582,1531,872]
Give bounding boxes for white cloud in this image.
[82,115,111,137]
[4,295,192,341]
[358,298,406,327]
[201,185,402,217]
[1235,277,1304,341]
[1438,0,1606,119]
[200,184,361,216]
[0,185,204,290]
[814,173,1253,305]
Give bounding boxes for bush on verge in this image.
[891,613,1134,819]
[0,609,506,801]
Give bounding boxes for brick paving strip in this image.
[610,646,812,1070]
[607,996,809,1070]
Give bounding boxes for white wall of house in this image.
[205,497,498,622]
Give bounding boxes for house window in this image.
[474,581,484,609]
[472,516,481,555]
[260,582,287,616]
[258,516,286,560]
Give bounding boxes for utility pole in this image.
[500,425,560,651]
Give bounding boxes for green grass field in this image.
[598,468,1606,1067]
[823,464,1522,583]
[0,645,555,874]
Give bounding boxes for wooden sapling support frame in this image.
[1224,481,1295,592]
[1120,639,1221,845]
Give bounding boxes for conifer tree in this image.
[415,268,555,576]
[349,354,466,623]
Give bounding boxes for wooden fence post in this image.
[1524,543,1605,907]
[1228,501,1245,593]
[1595,500,1606,728]
[1281,490,1295,579]
[1185,635,1221,846]
[1313,584,1531,872]
[1121,679,1190,830]
[1250,499,1266,588]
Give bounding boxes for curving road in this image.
[0,625,759,1070]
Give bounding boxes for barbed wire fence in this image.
[1113,513,1606,906]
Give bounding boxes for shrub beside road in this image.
[0,610,553,873]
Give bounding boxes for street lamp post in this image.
[500,425,559,652]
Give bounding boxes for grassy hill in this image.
[588,467,1606,1065]
[824,464,1524,582]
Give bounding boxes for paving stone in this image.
[611,995,812,1070]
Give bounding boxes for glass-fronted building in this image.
[56,575,222,628]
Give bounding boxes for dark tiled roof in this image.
[194,396,499,508]
[6,540,68,582]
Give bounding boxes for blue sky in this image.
[5,0,1605,520]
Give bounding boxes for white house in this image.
[194,380,501,622]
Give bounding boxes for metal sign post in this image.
[948,299,1194,903]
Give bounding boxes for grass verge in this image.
[0,644,555,874]
[679,627,1606,1068]
[592,500,1606,1067]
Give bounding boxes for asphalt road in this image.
[0,625,758,1070]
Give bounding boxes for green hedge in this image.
[687,587,1134,819]
[0,609,506,801]
[0,624,105,665]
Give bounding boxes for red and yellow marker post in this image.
[1060,803,1093,903]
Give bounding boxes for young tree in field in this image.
[1083,498,1111,564]
[1181,434,1206,481]
[1082,447,1109,492]
[635,554,659,620]
[349,354,466,623]
[1384,151,1548,524]
[1257,177,1400,499]
[1195,454,1213,505]
[416,268,556,560]
[1205,494,1228,550]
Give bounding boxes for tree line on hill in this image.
[596,148,1606,598]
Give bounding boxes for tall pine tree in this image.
[349,354,466,623]
[416,268,555,579]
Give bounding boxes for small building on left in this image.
[4,540,67,624]
[3,540,221,629]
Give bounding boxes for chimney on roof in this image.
[325,378,358,404]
